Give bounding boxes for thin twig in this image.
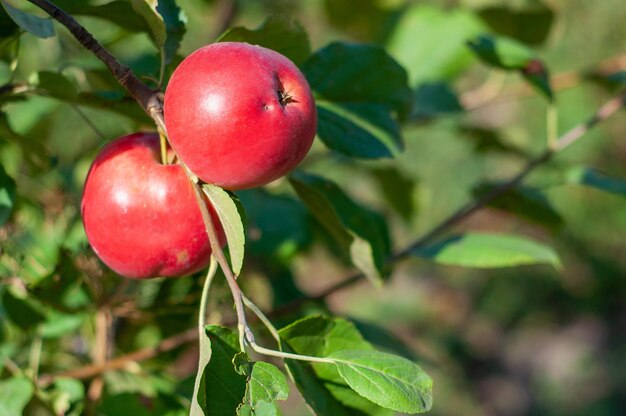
[26,0,162,122]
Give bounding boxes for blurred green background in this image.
[1,0,626,415]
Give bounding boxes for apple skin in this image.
[164,42,317,190]
[81,132,223,279]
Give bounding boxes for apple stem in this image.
[159,130,168,165]
[242,294,280,342]
[185,165,254,352]
[198,256,218,334]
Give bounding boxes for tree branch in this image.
[26,0,163,123]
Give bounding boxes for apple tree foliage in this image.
[1,1,626,415]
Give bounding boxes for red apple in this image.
[164,42,317,190]
[81,132,223,279]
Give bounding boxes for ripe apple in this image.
[81,132,224,279]
[164,42,317,190]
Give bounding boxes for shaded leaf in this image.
[237,189,311,259]
[322,0,399,43]
[303,42,411,117]
[317,100,403,159]
[279,316,392,416]
[202,184,245,275]
[352,319,417,360]
[131,0,186,66]
[2,289,46,330]
[0,6,18,38]
[219,16,311,66]
[566,167,626,197]
[303,42,410,158]
[1,0,54,39]
[477,0,554,45]
[412,82,463,121]
[387,5,484,85]
[0,163,16,225]
[289,172,390,285]
[412,232,561,269]
[459,125,527,156]
[330,350,433,414]
[30,71,78,100]
[70,1,150,33]
[467,34,552,99]
[196,326,246,416]
[0,377,34,416]
[473,183,564,231]
[370,167,417,221]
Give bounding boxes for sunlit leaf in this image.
[202,184,245,275]
[412,232,561,269]
[279,316,392,416]
[0,377,34,416]
[387,5,484,86]
[330,350,433,414]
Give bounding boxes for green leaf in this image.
[202,184,245,275]
[219,16,311,66]
[412,232,561,269]
[238,400,280,416]
[0,0,54,39]
[0,163,15,226]
[302,42,411,159]
[236,361,289,411]
[370,167,417,221]
[467,34,552,99]
[330,350,433,414]
[316,100,403,159]
[279,316,392,416]
[289,172,390,286]
[476,0,554,45]
[566,167,626,197]
[0,377,34,416]
[190,260,218,416]
[2,289,46,329]
[322,0,396,43]
[412,82,463,121]
[237,189,312,259]
[69,1,150,33]
[0,204,65,284]
[0,6,18,38]
[131,0,186,66]
[303,42,411,117]
[387,5,484,86]
[195,326,246,416]
[30,71,78,101]
[473,183,564,231]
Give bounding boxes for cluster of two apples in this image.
[81,43,317,279]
